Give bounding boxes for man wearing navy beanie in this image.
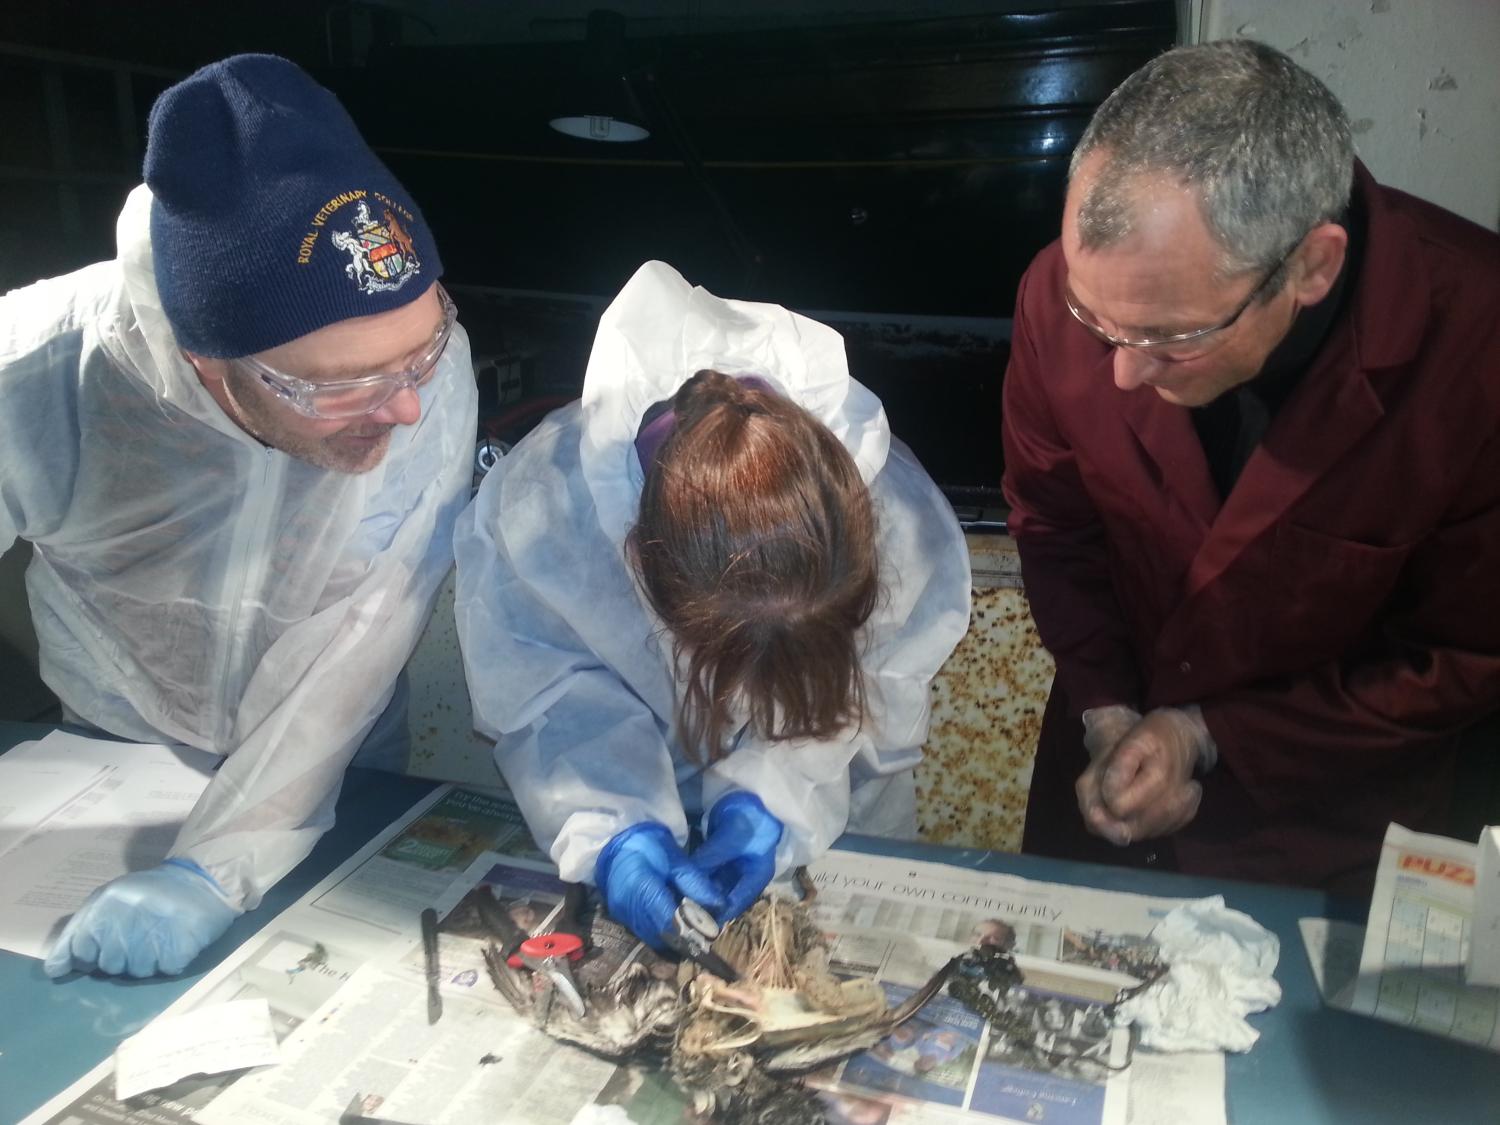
[0,55,477,978]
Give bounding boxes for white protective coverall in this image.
[0,186,477,909]
[454,260,971,884]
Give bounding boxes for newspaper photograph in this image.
[788,854,1171,1125]
[312,787,543,936]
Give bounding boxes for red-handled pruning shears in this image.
[508,883,588,1019]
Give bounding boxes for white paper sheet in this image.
[1348,823,1500,1051]
[0,731,219,957]
[1297,917,1364,1010]
[1470,826,1500,986]
[114,998,282,1101]
[0,750,110,859]
[1126,1050,1226,1125]
[18,783,457,1125]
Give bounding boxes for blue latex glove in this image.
[43,859,239,979]
[692,791,785,925]
[595,821,725,952]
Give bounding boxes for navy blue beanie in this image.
[144,54,442,358]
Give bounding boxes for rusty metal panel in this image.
[916,533,1053,852]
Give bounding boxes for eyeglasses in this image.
[1064,236,1303,363]
[234,286,457,419]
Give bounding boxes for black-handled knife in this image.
[420,907,443,1025]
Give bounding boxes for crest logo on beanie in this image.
[329,199,422,295]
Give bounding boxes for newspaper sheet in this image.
[20,783,539,1125]
[196,855,618,1125]
[23,788,1228,1125]
[1347,822,1500,1051]
[187,851,1221,1125]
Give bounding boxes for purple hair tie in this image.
[635,374,777,472]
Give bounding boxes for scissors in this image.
[661,898,741,981]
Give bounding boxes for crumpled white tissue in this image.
[1115,895,1281,1052]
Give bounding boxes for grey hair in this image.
[1070,40,1354,285]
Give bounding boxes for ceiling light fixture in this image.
[548,114,649,143]
[550,10,651,143]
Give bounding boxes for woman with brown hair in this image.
[454,261,970,949]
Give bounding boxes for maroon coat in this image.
[1002,166,1500,896]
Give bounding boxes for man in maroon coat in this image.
[1002,39,1500,897]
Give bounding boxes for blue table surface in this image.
[2,720,1496,1124]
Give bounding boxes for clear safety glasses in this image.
[234,286,457,419]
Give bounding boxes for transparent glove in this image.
[43,859,239,979]
[594,821,726,952]
[1077,706,1216,847]
[692,791,785,925]
[1082,704,1143,761]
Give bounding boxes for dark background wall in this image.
[0,0,1176,500]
